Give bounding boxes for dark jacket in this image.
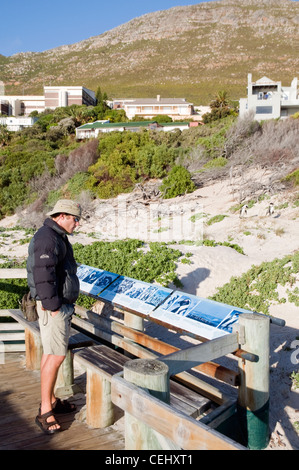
[27,218,79,311]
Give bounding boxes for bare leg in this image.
[40,353,65,431]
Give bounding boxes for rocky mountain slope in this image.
[1,0,299,104]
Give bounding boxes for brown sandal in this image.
[35,410,61,435]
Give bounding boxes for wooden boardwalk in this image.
[0,353,125,450]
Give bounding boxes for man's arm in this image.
[33,234,62,311]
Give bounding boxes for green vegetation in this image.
[85,131,178,198]
[200,239,244,254]
[202,90,237,124]
[0,106,241,218]
[291,371,299,390]
[195,115,235,158]
[0,259,27,310]
[0,239,185,310]
[1,105,298,221]
[73,239,182,287]
[210,252,299,314]
[206,214,227,226]
[283,169,299,187]
[159,165,196,199]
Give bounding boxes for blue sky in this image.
[1,0,217,57]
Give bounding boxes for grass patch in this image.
[206,214,228,225]
[210,252,299,314]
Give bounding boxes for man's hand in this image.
[50,310,60,317]
[41,306,60,317]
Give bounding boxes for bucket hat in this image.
[47,199,82,218]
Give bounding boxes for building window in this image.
[256,106,273,114]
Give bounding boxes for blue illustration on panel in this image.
[151,292,252,338]
[185,299,251,333]
[98,275,173,315]
[77,264,119,297]
[160,293,198,317]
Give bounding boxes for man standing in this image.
[27,199,81,434]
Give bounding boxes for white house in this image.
[239,74,299,121]
[110,95,195,121]
[0,116,38,131]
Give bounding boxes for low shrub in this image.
[160,165,196,199]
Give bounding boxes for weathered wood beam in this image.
[159,333,239,377]
[111,373,246,450]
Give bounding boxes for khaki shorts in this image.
[36,301,74,356]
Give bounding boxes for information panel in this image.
[77,264,252,340]
[150,292,252,339]
[98,275,173,315]
[77,264,119,297]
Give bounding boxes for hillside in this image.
[1,0,299,104]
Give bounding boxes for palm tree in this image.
[211,90,229,109]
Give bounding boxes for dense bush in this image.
[85,131,178,198]
[159,165,196,199]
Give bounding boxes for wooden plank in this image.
[1,343,25,352]
[72,316,232,405]
[0,323,25,331]
[112,320,239,384]
[169,381,211,418]
[25,329,42,370]
[0,268,27,279]
[0,332,25,341]
[72,314,156,359]
[75,345,213,419]
[111,374,246,450]
[75,345,130,379]
[68,331,94,349]
[86,369,115,428]
[3,309,40,334]
[160,333,239,376]
[200,399,236,429]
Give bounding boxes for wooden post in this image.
[124,311,144,332]
[25,328,42,370]
[123,311,144,358]
[123,358,179,450]
[237,313,270,449]
[55,350,81,397]
[85,368,115,428]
